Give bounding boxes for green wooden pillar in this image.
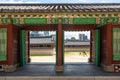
[56,31,58,65]
[94,30,100,66]
[56,31,64,65]
[56,30,64,65]
[20,30,26,66]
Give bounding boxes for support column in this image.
[94,29,100,66]
[101,23,113,72]
[56,20,64,72]
[20,30,26,66]
[89,31,93,62]
[28,31,31,62]
[26,31,30,63]
[2,24,20,72]
[106,23,112,66]
[103,23,113,71]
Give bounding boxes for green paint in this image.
[0,28,7,61]
[94,30,100,66]
[24,18,47,24]
[51,18,59,24]
[50,18,69,24]
[73,18,96,24]
[0,54,6,61]
[1,18,6,24]
[12,18,20,24]
[113,28,120,60]
[100,17,119,25]
[56,31,58,65]
[62,18,69,24]
[0,17,119,25]
[1,18,20,24]
[20,30,26,66]
[113,54,120,60]
[62,30,64,65]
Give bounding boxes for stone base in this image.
[0,65,4,71]
[28,58,31,63]
[55,66,64,72]
[2,64,18,72]
[102,64,114,72]
[88,58,93,62]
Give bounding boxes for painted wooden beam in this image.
[22,24,57,31]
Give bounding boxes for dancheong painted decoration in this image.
[0,3,120,72]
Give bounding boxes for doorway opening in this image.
[29,31,56,63]
[64,31,91,63]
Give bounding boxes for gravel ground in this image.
[30,52,90,63]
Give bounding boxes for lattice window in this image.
[0,28,7,61]
[113,28,120,60]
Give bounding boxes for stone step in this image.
[0,77,120,80]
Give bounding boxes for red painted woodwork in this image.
[106,23,112,65]
[22,24,58,31]
[0,24,20,65]
[22,24,97,31]
[12,25,20,65]
[27,31,30,62]
[1,23,120,71]
[63,24,97,31]
[57,23,63,66]
[90,30,94,62]
[26,31,30,63]
[100,23,113,66]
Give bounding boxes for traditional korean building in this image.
[30,36,90,51]
[0,3,120,72]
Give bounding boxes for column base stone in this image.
[56,65,64,72]
[102,64,114,72]
[3,64,18,72]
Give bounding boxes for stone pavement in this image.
[0,63,120,80]
[0,63,120,76]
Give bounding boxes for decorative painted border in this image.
[0,12,119,25]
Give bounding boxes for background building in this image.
[79,34,88,41]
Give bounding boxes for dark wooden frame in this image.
[22,24,97,66]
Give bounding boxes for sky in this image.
[64,31,90,40]
[0,0,120,3]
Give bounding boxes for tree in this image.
[71,37,76,40]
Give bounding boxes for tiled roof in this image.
[30,37,54,44]
[0,3,120,12]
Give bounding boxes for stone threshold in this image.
[0,76,120,80]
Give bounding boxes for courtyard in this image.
[30,51,90,63]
